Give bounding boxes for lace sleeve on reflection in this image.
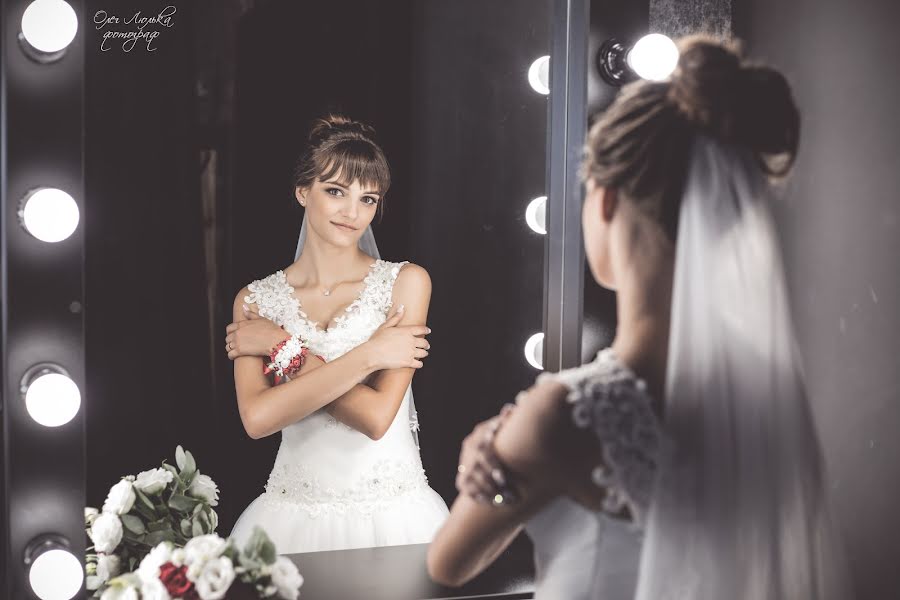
[536,365,664,527]
[243,271,297,324]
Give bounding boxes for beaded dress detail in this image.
[229,259,448,553]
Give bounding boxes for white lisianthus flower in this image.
[89,513,123,553]
[184,534,227,579]
[188,473,220,507]
[100,584,140,600]
[85,506,100,526]
[102,479,136,515]
[138,541,174,583]
[270,556,304,600]
[194,556,236,600]
[140,577,172,600]
[96,554,121,583]
[134,468,174,496]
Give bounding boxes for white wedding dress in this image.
[524,347,663,600]
[229,258,449,554]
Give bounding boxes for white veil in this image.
[634,135,853,599]
[295,212,421,449]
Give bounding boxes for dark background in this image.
[81,0,900,597]
[85,0,549,538]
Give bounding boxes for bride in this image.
[428,35,851,599]
[224,114,448,553]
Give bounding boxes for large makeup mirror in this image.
[82,0,551,561]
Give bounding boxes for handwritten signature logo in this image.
[93,5,176,52]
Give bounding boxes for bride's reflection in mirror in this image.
[225,114,449,552]
[84,0,548,594]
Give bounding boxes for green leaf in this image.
[161,462,179,478]
[175,446,186,470]
[121,514,146,535]
[183,450,197,475]
[144,529,175,547]
[258,538,276,565]
[134,488,155,512]
[121,528,144,544]
[146,519,171,533]
[181,468,198,488]
[168,494,200,513]
[192,519,205,537]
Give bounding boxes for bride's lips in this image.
[332,222,357,232]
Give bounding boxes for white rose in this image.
[96,554,121,583]
[188,473,219,507]
[140,577,172,600]
[194,556,235,600]
[138,541,173,583]
[134,468,174,496]
[184,534,227,579]
[102,479,136,515]
[85,506,100,526]
[100,584,140,600]
[89,513,123,553]
[270,556,304,600]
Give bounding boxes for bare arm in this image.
[427,379,610,586]
[232,287,379,440]
[324,264,432,439]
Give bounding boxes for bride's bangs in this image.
[316,140,391,196]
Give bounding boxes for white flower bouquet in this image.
[86,447,302,599]
[98,528,303,600]
[85,446,220,592]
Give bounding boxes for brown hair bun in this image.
[667,35,800,175]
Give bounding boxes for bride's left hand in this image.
[456,404,518,505]
[224,305,290,360]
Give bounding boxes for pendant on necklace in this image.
[323,289,331,296]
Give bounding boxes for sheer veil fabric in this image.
[635,135,853,599]
[294,213,421,449]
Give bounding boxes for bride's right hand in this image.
[365,306,431,370]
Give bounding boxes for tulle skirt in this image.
[229,485,449,554]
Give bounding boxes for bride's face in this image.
[296,174,381,248]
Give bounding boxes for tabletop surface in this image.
[285,533,535,600]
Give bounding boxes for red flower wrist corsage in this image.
[263,335,309,383]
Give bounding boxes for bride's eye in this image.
[326,187,343,196]
[362,196,378,206]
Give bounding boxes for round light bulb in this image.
[29,548,83,600]
[627,34,679,81]
[25,372,81,427]
[528,55,550,95]
[525,196,547,235]
[20,188,80,242]
[20,0,78,54]
[524,332,544,370]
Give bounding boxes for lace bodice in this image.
[244,259,408,362]
[240,259,428,517]
[535,347,666,527]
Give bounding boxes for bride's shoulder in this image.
[382,260,430,288]
[231,270,291,317]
